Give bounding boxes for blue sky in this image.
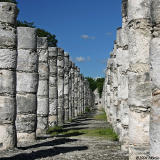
[17,0,122,78]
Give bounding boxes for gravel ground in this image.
[0,110,129,160]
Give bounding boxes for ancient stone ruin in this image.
[0,1,93,151]
[102,0,160,159]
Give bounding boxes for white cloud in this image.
[75,56,85,62]
[105,32,112,36]
[81,34,96,40]
[75,56,91,62]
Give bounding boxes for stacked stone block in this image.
[16,27,38,144]
[64,52,69,121]
[36,37,49,135]
[57,48,64,125]
[48,47,58,127]
[0,2,18,150]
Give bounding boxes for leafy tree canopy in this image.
[85,77,105,98]
[0,0,17,3]
[17,20,58,47]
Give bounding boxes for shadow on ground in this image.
[0,146,88,160]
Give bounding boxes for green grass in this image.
[47,126,63,136]
[47,126,118,141]
[94,110,107,121]
[85,106,91,113]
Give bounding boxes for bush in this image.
[85,106,91,113]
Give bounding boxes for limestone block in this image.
[37,98,49,115]
[17,49,38,72]
[0,70,15,95]
[17,27,37,49]
[150,38,160,90]
[129,109,150,145]
[0,2,17,24]
[151,0,160,24]
[0,49,16,69]
[17,72,38,93]
[128,72,151,108]
[128,0,151,22]
[16,94,37,114]
[36,117,48,131]
[49,99,58,115]
[48,47,58,57]
[37,37,48,49]
[37,80,49,96]
[16,114,37,132]
[0,25,16,47]
[49,86,57,99]
[17,132,36,144]
[0,96,16,124]
[0,124,16,150]
[38,49,48,62]
[38,63,49,80]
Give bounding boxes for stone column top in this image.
[128,0,151,22]
[68,60,72,68]
[17,27,37,50]
[48,47,58,57]
[0,2,18,24]
[58,48,64,56]
[37,37,48,49]
[151,1,160,24]
[64,52,69,57]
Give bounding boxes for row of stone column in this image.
[102,0,160,159]
[0,2,93,151]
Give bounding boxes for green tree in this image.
[0,0,17,3]
[17,20,58,47]
[85,77,105,98]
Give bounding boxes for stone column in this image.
[127,0,152,158]
[81,75,85,114]
[48,47,58,127]
[16,27,38,144]
[77,68,81,116]
[71,63,76,117]
[116,27,129,151]
[57,48,64,125]
[0,2,18,150]
[150,0,160,158]
[36,37,49,135]
[74,66,79,117]
[68,60,73,120]
[64,52,69,121]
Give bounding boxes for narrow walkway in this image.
[0,110,129,160]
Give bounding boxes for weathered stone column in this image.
[36,37,49,135]
[71,63,75,117]
[57,48,64,125]
[68,60,73,120]
[16,27,38,144]
[48,47,58,127]
[0,2,18,150]
[64,52,69,121]
[127,0,152,158]
[150,0,160,158]
[80,75,85,114]
[77,68,81,116]
[74,66,79,117]
[116,27,129,151]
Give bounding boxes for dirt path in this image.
[0,110,129,160]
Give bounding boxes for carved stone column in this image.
[0,2,18,150]
[16,27,38,144]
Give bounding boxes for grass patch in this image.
[47,126,63,136]
[47,126,118,141]
[94,111,107,121]
[60,128,118,141]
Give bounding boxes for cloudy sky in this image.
[17,0,122,78]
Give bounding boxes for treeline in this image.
[86,77,105,98]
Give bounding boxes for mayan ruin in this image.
[0,0,160,160]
